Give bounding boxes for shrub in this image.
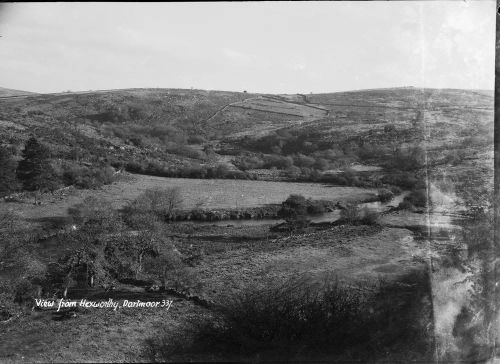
[377,188,394,203]
[145,275,365,360]
[293,153,315,168]
[225,170,248,180]
[0,146,18,197]
[307,200,327,214]
[263,155,294,170]
[13,279,36,305]
[389,185,402,195]
[398,200,414,210]
[285,166,301,179]
[124,187,183,223]
[360,207,379,225]
[63,164,115,189]
[279,194,308,218]
[385,146,426,171]
[187,135,207,144]
[144,271,434,361]
[68,196,123,233]
[166,144,207,160]
[233,155,264,171]
[381,172,425,190]
[278,194,328,231]
[404,189,427,208]
[141,243,202,294]
[279,195,327,218]
[340,203,361,224]
[340,204,378,225]
[312,158,329,171]
[124,211,160,230]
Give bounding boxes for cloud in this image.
[0,2,495,93]
[223,48,255,65]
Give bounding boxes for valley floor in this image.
[0,172,476,362]
[0,219,432,362]
[0,173,376,228]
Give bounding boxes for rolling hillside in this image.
[0,87,493,175]
[0,86,37,97]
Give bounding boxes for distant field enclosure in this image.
[0,174,378,223]
[122,175,377,210]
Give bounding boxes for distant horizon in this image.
[0,84,495,97]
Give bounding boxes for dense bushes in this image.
[381,172,425,190]
[50,197,189,295]
[0,146,18,197]
[126,159,253,180]
[320,169,383,188]
[277,195,332,230]
[187,135,207,145]
[386,146,426,171]
[0,211,45,318]
[0,137,117,196]
[123,188,183,227]
[165,144,207,160]
[377,188,394,203]
[144,270,434,362]
[279,195,328,219]
[340,204,379,225]
[233,155,264,171]
[340,204,361,224]
[68,196,123,233]
[360,207,379,225]
[62,164,115,189]
[263,155,294,169]
[398,189,427,210]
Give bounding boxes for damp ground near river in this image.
[175,191,411,227]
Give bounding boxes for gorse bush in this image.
[381,172,425,190]
[377,188,394,203]
[278,194,329,231]
[398,200,414,211]
[233,155,264,171]
[63,164,115,189]
[340,203,361,224]
[125,159,253,180]
[387,146,426,171]
[340,204,379,225]
[144,270,434,362]
[399,189,428,210]
[360,207,379,225]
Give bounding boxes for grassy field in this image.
[0,173,377,224]
[192,225,428,301]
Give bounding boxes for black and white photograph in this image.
[0,2,497,362]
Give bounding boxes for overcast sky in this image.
[0,2,495,94]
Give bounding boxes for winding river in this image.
[177,191,410,227]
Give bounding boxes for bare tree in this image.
[125,187,183,221]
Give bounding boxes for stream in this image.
[176,191,410,227]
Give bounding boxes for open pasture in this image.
[0,174,377,223]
